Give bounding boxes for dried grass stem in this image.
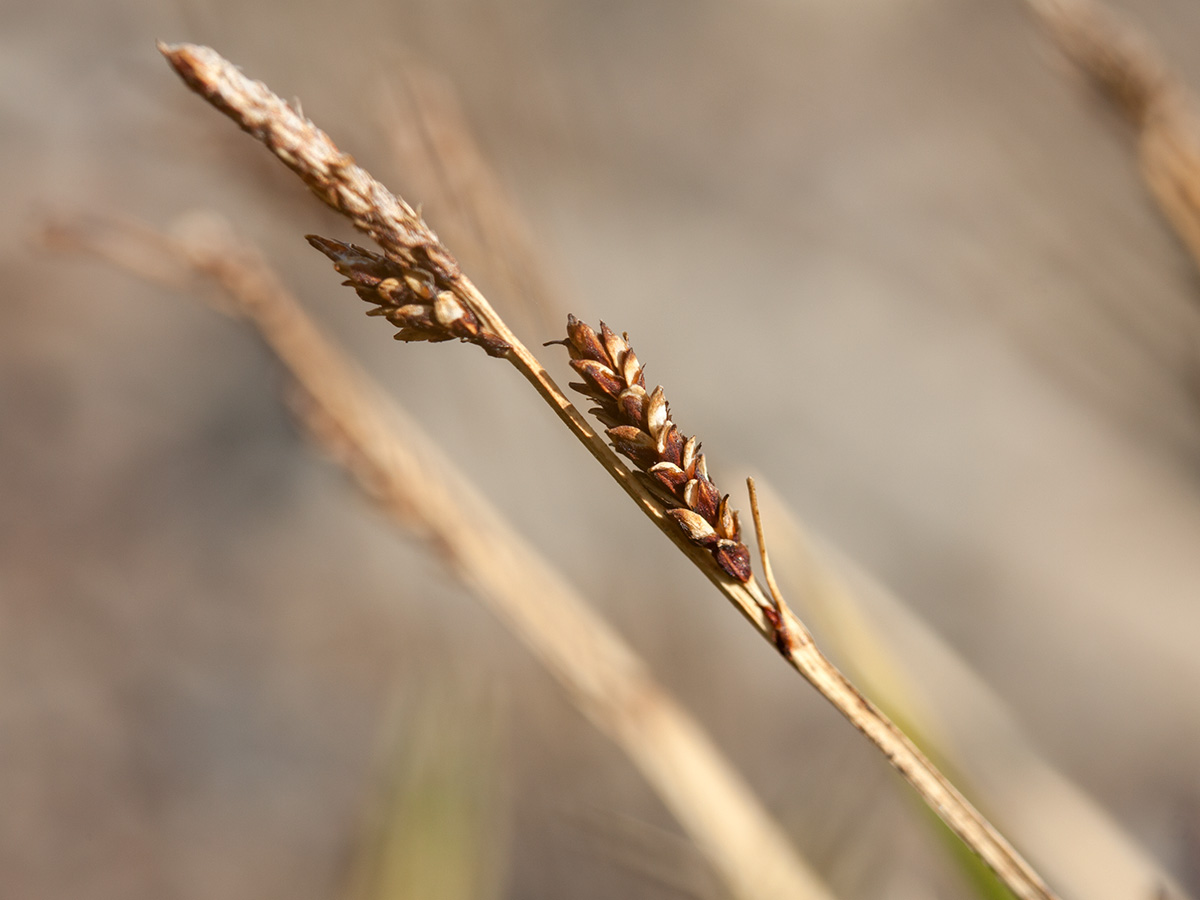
[1029,0,1200,271]
[158,42,1061,900]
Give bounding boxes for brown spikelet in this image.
[307,235,510,357]
[550,315,752,582]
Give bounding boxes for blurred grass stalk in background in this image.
[1027,0,1200,277]
[341,689,507,900]
[42,210,830,900]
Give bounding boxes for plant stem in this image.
[159,42,1062,900]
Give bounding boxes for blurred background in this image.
[3,0,1200,898]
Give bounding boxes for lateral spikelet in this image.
[552,315,752,582]
[307,235,510,357]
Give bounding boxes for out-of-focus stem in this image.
[43,213,831,900]
[1028,0,1200,272]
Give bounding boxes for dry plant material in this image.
[307,235,509,355]
[162,41,464,292]
[380,65,1185,900]
[377,64,564,338]
[158,42,1062,900]
[391,57,1184,894]
[550,316,752,582]
[1029,0,1200,269]
[44,212,830,900]
[750,477,1194,900]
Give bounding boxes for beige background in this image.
[3,0,1199,897]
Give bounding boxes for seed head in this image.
[307,235,510,357]
[550,315,752,582]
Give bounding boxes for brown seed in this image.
[404,272,434,300]
[650,462,689,493]
[717,497,733,540]
[607,425,658,468]
[571,359,624,399]
[622,349,644,388]
[693,479,721,522]
[713,541,752,582]
[668,509,717,543]
[566,315,608,364]
[433,291,465,326]
[600,323,629,369]
[681,437,697,473]
[618,386,649,425]
[646,387,669,439]
[659,424,684,467]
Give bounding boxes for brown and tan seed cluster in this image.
[553,315,752,582]
[307,235,510,357]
